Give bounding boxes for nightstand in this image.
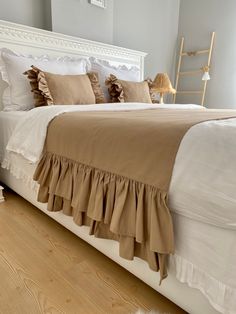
[0,185,4,202]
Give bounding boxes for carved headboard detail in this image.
[0,19,147,110]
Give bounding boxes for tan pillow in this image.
[105,74,155,103]
[39,71,95,105]
[24,66,106,106]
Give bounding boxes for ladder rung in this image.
[179,70,202,76]
[181,49,210,56]
[176,91,203,95]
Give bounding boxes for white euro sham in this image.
[0,48,90,111]
[89,57,141,101]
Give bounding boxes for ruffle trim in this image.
[145,78,157,103]
[37,71,54,106]
[89,56,140,73]
[33,152,175,281]
[1,158,38,192]
[105,74,125,102]
[24,66,48,107]
[173,254,236,314]
[87,72,106,104]
[0,64,9,84]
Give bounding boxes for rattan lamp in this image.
[152,73,176,104]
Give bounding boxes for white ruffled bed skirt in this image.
[173,255,236,314]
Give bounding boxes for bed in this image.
[0,20,235,314]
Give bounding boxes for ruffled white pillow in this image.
[0,48,90,111]
[89,57,141,101]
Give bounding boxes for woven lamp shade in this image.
[152,73,176,94]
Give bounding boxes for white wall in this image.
[0,0,52,30]
[51,0,114,44]
[113,0,180,79]
[177,0,236,108]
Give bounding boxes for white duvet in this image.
[169,118,236,229]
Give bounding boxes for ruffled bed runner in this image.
[33,108,236,281]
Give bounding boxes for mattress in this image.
[0,108,236,314]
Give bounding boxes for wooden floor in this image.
[0,189,187,314]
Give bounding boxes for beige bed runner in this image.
[34,108,236,281]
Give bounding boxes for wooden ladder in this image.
[173,32,215,106]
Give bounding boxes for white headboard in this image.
[0,19,147,110]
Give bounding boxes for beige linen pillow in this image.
[39,71,95,105]
[24,66,106,106]
[105,74,155,103]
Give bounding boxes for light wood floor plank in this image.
[0,221,102,314]
[0,189,187,314]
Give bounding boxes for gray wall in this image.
[0,0,180,82]
[1,1,236,108]
[113,0,180,79]
[0,0,52,30]
[177,0,236,108]
[51,0,180,79]
[51,0,114,44]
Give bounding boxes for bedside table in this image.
[0,185,4,202]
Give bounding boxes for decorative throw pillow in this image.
[38,71,95,105]
[105,74,155,103]
[24,66,106,106]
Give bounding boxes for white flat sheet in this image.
[1,104,236,314]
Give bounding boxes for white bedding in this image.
[1,104,236,314]
[169,118,236,229]
[0,111,25,160]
